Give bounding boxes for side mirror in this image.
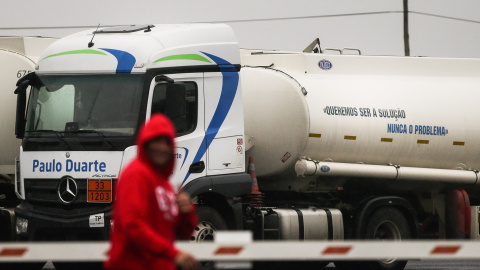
[15,80,30,139]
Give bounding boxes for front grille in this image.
[25,178,88,203]
[31,203,111,218]
[24,178,112,218]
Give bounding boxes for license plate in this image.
[87,179,112,203]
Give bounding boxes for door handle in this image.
[189,161,205,173]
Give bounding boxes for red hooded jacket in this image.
[105,114,197,270]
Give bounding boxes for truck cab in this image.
[14,24,251,241]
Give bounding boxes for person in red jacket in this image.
[105,114,199,270]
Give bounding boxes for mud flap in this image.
[446,188,471,239]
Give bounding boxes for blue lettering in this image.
[33,159,64,172]
[33,160,39,172]
[73,161,79,172]
[414,125,447,136]
[43,159,107,173]
[81,162,88,172]
[56,162,62,172]
[94,160,99,172]
[46,161,52,172]
[66,160,73,172]
[387,124,407,134]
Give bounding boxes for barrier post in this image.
[214,231,253,269]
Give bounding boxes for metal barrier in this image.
[1,232,480,263]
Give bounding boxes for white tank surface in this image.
[0,37,57,175]
[241,49,480,182]
[0,37,58,63]
[241,66,309,178]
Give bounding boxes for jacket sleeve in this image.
[175,204,198,240]
[114,167,179,260]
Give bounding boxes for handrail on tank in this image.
[341,48,362,55]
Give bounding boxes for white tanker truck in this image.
[11,24,480,270]
[0,37,56,241]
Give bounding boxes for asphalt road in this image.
[404,260,480,270]
[325,261,480,269]
[41,260,480,269]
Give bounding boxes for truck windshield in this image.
[25,74,144,137]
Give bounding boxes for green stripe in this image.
[154,54,211,63]
[42,49,107,60]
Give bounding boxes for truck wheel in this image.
[191,205,227,242]
[335,207,411,270]
[364,207,411,270]
[192,206,227,270]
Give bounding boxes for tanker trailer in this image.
[239,49,480,269]
[0,37,56,241]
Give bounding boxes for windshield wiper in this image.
[64,130,116,150]
[26,130,71,149]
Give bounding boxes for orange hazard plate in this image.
[87,179,112,203]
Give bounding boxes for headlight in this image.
[16,217,28,235]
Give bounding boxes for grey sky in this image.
[1,0,479,58]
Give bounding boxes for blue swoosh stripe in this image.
[180,147,189,169]
[100,48,136,74]
[182,52,239,185]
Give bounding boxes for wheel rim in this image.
[373,220,402,240]
[374,220,402,264]
[191,221,216,242]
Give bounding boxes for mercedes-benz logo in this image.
[58,177,78,204]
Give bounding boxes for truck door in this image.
[204,71,245,176]
[147,73,205,188]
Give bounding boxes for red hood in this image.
[136,114,176,178]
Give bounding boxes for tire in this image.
[192,206,228,270]
[335,207,411,270]
[191,205,228,242]
[363,207,411,270]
